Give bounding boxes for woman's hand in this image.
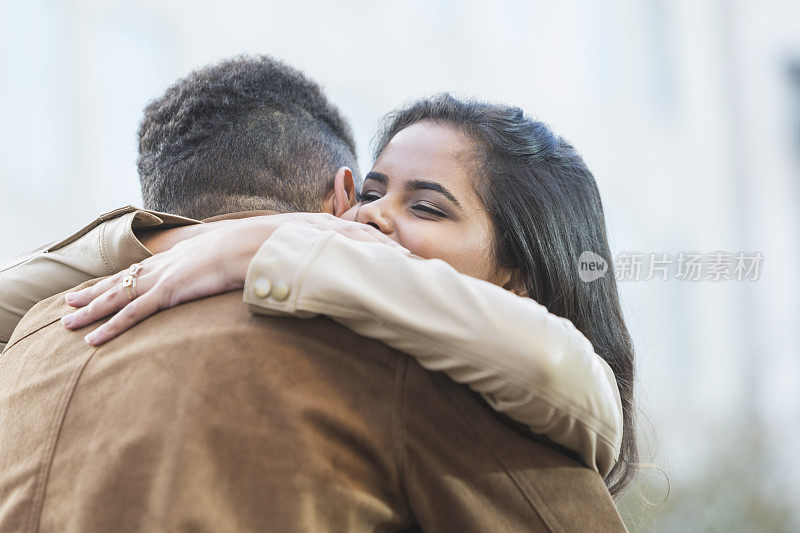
[61,213,407,346]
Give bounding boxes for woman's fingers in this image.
[59,213,410,348]
[64,260,149,307]
[303,218,410,253]
[82,289,163,346]
[352,226,410,253]
[62,273,155,330]
[262,212,409,253]
[64,272,122,307]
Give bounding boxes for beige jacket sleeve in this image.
[243,223,624,477]
[0,206,198,351]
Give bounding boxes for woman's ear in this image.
[332,167,357,217]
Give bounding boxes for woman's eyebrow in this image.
[364,171,387,184]
[364,171,462,209]
[406,179,462,209]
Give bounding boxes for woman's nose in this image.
[356,201,394,236]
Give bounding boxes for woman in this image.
[61,94,637,496]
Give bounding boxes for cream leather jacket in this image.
[0,206,623,476]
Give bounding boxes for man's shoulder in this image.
[5,287,404,415]
[6,282,403,374]
[3,279,92,350]
[147,291,404,367]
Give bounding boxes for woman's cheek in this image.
[440,231,497,281]
[392,221,440,261]
[395,222,496,282]
[394,231,431,260]
[401,227,478,277]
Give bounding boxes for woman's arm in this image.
[242,223,623,477]
[0,206,199,351]
[61,215,621,476]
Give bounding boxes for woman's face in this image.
[342,121,508,286]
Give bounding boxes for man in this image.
[0,54,361,349]
[0,56,627,531]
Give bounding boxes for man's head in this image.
[137,55,360,219]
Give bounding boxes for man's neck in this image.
[201,210,279,223]
[137,210,281,254]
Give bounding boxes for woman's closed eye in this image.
[411,202,447,218]
[357,190,448,220]
[357,191,382,203]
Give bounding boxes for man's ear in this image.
[323,167,357,217]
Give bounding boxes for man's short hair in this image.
[137,55,360,219]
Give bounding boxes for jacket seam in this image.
[122,213,153,263]
[1,316,64,354]
[393,356,412,517]
[28,342,99,533]
[43,206,139,253]
[0,258,26,273]
[244,229,335,313]
[274,231,336,314]
[0,255,39,274]
[433,376,564,532]
[122,214,140,266]
[98,222,114,273]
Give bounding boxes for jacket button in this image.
[271,281,290,301]
[253,278,272,299]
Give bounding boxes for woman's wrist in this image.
[134,225,201,254]
[219,217,282,285]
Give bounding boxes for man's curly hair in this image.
[137,55,360,219]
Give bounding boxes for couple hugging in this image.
[0,55,636,532]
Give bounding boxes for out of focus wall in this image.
[2,1,798,529]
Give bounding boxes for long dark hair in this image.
[373,94,637,497]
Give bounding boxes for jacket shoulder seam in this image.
[2,316,64,354]
[432,376,565,532]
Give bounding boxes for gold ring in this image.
[121,275,137,301]
[121,262,143,301]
